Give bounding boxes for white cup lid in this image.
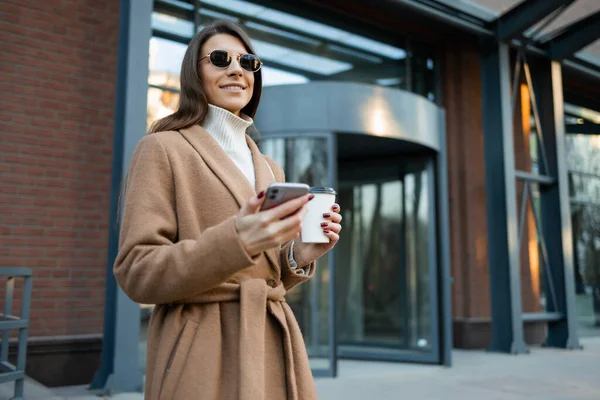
[310,186,336,195]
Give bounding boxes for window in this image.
[564,102,600,337]
[147,37,186,129]
[148,0,440,122]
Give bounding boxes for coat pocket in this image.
[159,319,198,400]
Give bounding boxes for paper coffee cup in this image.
[301,187,337,243]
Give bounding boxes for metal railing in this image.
[0,268,33,400]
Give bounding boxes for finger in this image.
[320,222,341,234]
[322,212,342,224]
[296,203,309,222]
[332,203,341,212]
[322,230,340,243]
[239,191,266,217]
[268,205,307,241]
[264,193,311,221]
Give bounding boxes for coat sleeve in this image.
[263,156,315,291]
[114,134,258,304]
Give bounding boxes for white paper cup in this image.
[301,187,337,243]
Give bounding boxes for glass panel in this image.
[566,132,600,337]
[251,39,353,75]
[404,167,433,350]
[336,161,433,353]
[196,0,410,91]
[151,1,439,97]
[513,82,540,174]
[147,87,179,130]
[200,0,405,58]
[262,136,332,370]
[519,182,549,314]
[262,66,310,87]
[149,37,186,90]
[151,12,194,38]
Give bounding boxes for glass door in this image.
[261,133,337,377]
[336,158,440,363]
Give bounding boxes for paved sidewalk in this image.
[316,337,600,400]
[1,337,598,399]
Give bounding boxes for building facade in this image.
[1,0,599,389]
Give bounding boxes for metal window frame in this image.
[481,40,528,354]
[436,110,452,366]
[482,37,582,352]
[493,0,575,41]
[542,11,600,61]
[532,60,581,348]
[333,155,442,365]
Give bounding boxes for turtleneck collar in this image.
[201,104,253,154]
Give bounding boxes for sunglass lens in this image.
[210,50,231,68]
[240,54,261,72]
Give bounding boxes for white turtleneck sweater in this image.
[201,104,308,274]
[202,104,256,188]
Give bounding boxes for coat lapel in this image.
[247,136,275,193]
[178,125,281,273]
[178,125,255,207]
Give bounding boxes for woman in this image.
[114,20,342,400]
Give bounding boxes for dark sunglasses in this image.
[200,50,263,72]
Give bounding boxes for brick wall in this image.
[0,0,119,337]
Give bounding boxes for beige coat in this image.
[114,125,317,400]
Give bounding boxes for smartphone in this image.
[260,182,310,211]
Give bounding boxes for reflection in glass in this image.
[251,39,353,75]
[151,0,439,95]
[566,132,600,337]
[517,181,548,315]
[337,162,433,352]
[151,12,194,39]
[200,0,405,58]
[262,137,332,368]
[147,88,179,130]
[149,37,186,90]
[195,0,409,89]
[262,66,309,87]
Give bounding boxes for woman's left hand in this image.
[293,203,342,267]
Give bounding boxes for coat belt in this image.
[177,279,298,400]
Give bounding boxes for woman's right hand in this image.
[235,191,312,257]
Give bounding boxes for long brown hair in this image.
[149,20,263,134]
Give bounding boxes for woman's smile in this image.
[220,83,246,92]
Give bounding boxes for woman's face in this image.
[199,34,255,117]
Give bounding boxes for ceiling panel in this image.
[459,0,600,66]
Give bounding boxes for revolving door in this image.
[256,82,452,377]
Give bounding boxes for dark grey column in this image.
[437,111,452,366]
[92,0,152,393]
[531,60,581,349]
[481,41,527,354]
